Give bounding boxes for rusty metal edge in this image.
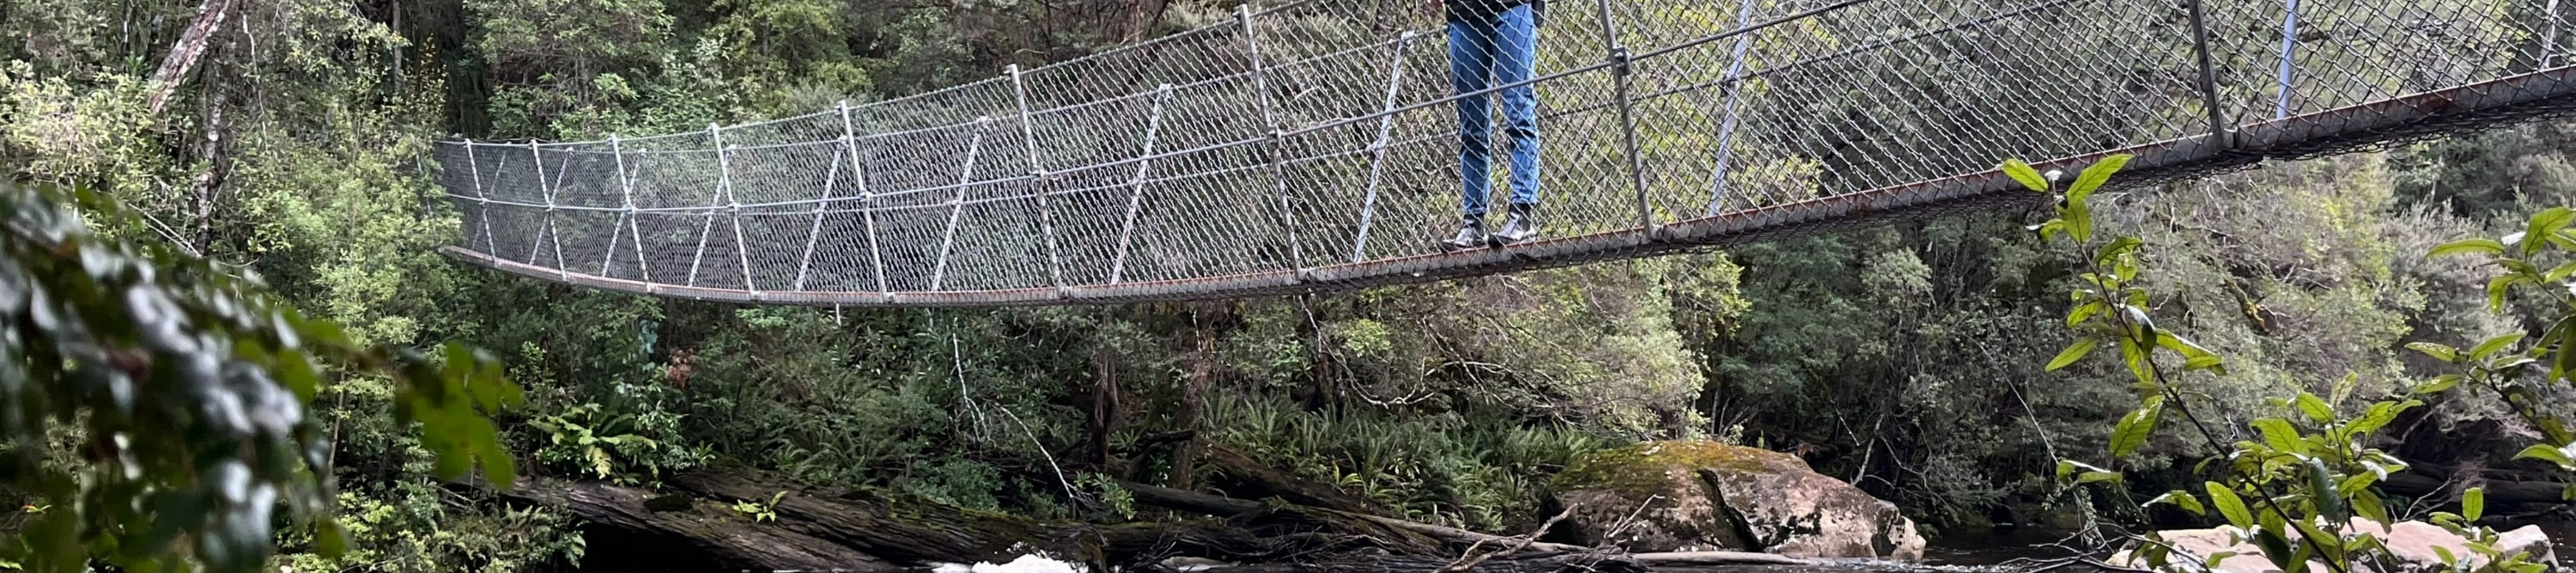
[440,66,2576,308]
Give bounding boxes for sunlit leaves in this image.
[2146,490,2205,515]
[2431,238,2509,258]
[2207,482,2253,528]
[2520,207,2574,258]
[2111,396,2162,459]
[2046,338,2097,371]
[2002,158,2048,192]
[2514,442,2576,471]
[2068,153,2133,202]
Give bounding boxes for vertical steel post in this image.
[1109,85,1174,284]
[1010,64,1067,291]
[2186,0,2230,145]
[1351,33,1418,262]
[794,141,843,291]
[931,119,993,291]
[529,142,566,278]
[463,138,501,255]
[2547,0,2564,68]
[719,131,756,292]
[686,124,722,286]
[1594,0,1654,234]
[1702,0,1759,216]
[1242,4,1305,269]
[601,137,625,276]
[611,135,650,282]
[840,102,890,294]
[2272,0,2302,119]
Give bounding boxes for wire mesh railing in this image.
[437,0,2576,306]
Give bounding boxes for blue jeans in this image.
[1449,4,1540,217]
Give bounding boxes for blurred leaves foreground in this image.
[0,181,519,573]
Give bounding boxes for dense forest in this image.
[0,0,2573,570]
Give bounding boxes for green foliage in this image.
[2028,155,2550,573]
[0,182,517,573]
[728,491,786,523]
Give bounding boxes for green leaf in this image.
[2002,159,2049,192]
[2524,207,2575,257]
[2489,275,2524,312]
[2047,338,2099,371]
[2295,393,2334,424]
[2252,418,2304,454]
[2348,399,2421,436]
[2111,398,2164,459]
[2065,201,2093,243]
[2409,342,2461,363]
[2354,491,2391,524]
[2068,154,2134,200]
[2146,490,2206,515]
[2338,472,2379,497]
[2068,301,2104,327]
[2548,261,2576,283]
[2415,374,2464,395]
[2207,482,2253,528]
[2430,238,2508,258]
[2057,459,2111,480]
[2513,443,2575,469]
[2076,471,2124,484]
[2472,333,2526,361]
[2465,487,2486,521]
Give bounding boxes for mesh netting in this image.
[438,0,2576,307]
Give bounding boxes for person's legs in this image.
[1442,9,1500,251]
[1487,3,1544,244]
[1495,3,1541,208]
[1449,12,1498,218]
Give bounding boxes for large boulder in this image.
[2106,520,2558,573]
[1547,441,1925,560]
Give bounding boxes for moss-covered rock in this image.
[1549,441,1924,560]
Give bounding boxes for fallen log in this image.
[1205,446,1394,516]
[496,476,898,571]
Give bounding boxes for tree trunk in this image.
[1170,318,1213,490]
[1093,339,1119,468]
[1204,445,1391,516]
[497,476,897,571]
[147,0,234,114]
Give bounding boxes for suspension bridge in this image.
[436,0,2576,307]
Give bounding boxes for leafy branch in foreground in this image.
[2421,207,2576,485]
[0,182,520,573]
[2014,156,2547,573]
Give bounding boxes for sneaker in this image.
[1489,203,1540,245]
[1439,217,1485,252]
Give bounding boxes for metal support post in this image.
[931,119,993,291]
[841,103,889,294]
[2186,0,2230,144]
[1594,0,1654,235]
[719,131,756,291]
[1011,64,1067,291]
[463,139,500,255]
[1351,33,1418,262]
[2547,0,2564,69]
[686,124,723,286]
[529,142,567,278]
[2272,0,2303,119]
[1242,4,1305,268]
[611,136,651,282]
[1702,0,1758,216]
[1109,85,1174,284]
[794,142,844,291]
